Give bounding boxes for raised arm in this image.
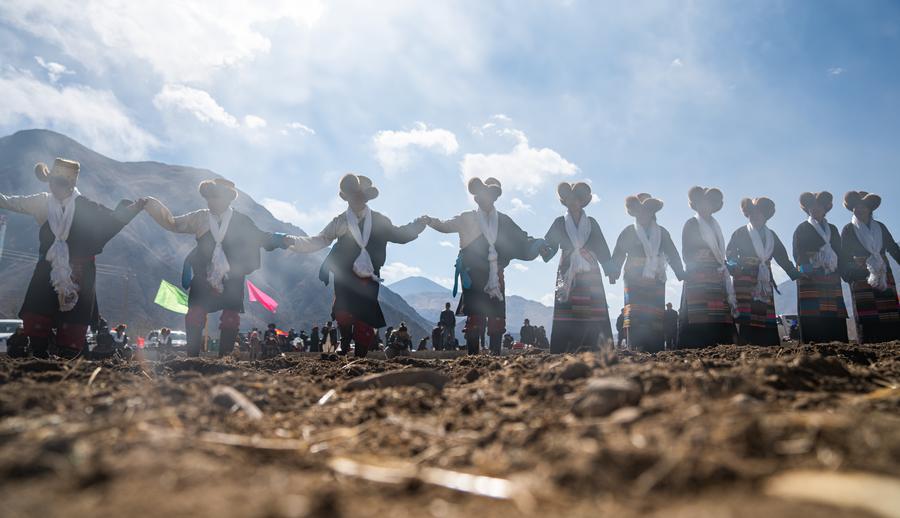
[289,217,340,254]
[143,197,205,234]
[388,216,427,244]
[0,192,49,222]
[426,214,463,234]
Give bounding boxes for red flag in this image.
[247,280,279,313]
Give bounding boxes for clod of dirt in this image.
[343,369,450,391]
[559,362,591,381]
[464,368,481,383]
[571,377,642,417]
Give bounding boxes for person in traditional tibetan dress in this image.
[840,191,900,343]
[792,191,848,343]
[607,193,685,353]
[540,181,613,353]
[288,174,427,358]
[677,186,737,348]
[424,177,546,355]
[0,158,143,358]
[726,197,801,346]
[143,178,292,357]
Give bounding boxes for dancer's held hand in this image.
[283,236,297,247]
[134,197,149,210]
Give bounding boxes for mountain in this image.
[0,129,432,340]
[387,276,554,340]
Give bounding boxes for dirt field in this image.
[1,343,899,517]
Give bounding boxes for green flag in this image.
[154,280,189,314]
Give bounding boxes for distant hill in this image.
[0,129,432,339]
[387,276,554,340]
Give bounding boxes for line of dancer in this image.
[1,156,898,358]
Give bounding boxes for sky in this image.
[1,0,899,310]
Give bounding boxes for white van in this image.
[0,319,24,353]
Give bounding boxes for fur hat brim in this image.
[339,174,379,202]
[799,191,833,214]
[34,158,80,183]
[468,177,502,200]
[843,191,881,212]
[558,181,592,208]
[687,186,723,213]
[740,197,776,220]
[199,178,238,201]
[625,193,664,217]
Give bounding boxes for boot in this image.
[186,326,203,358]
[465,329,480,355]
[218,328,238,357]
[489,333,502,356]
[338,325,353,356]
[30,336,50,359]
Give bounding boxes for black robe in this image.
[541,215,613,352]
[792,220,848,343]
[186,211,284,312]
[318,212,421,328]
[20,197,140,327]
[456,213,542,319]
[839,221,900,343]
[678,218,736,348]
[607,223,684,352]
[726,225,800,346]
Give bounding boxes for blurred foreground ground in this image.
[1,343,899,517]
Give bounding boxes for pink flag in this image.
[247,280,279,313]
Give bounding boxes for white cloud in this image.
[1,1,325,82]
[591,193,601,204]
[438,240,455,248]
[34,56,73,82]
[511,263,529,272]
[539,292,556,306]
[461,128,578,195]
[284,122,315,135]
[244,115,267,129]
[827,67,845,76]
[380,262,423,284]
[261,197,344,233]
[508,197,534,214]
[670,58,684,68]
[491,113,512,122]
[0,70,157,159]
[373,122,459,175]
[153,84,239,128]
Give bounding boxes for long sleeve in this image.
[540,218,563,262]
[607,228,629,279]
[428,214,463,234]
[883,223,900,264]
[143,197,207,235]
[0,192,49,222]
[387,218,426,244]
[773,235,800,280]
[791,224,804,266]
[661,228,685,280]
[94,199,142,245]
[290,216,340,254]
[589,218,612,265]
[502,216,544,262]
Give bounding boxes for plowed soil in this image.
[1,343,899,517]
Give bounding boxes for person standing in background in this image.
[663,302,679,350]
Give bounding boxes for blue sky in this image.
[1,0,898,308]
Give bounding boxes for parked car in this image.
[146,329,188,349]
[0,319,24,354]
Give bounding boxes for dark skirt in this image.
[20,256,99,327]
[457,269,506,319]
[678,257,735,348]
[623,275,665,352]
[849,266,900,344]
[797,269,848,343]
[333,275,386,329]
[550,270,612,353]
[188,274,246,313]
[732,262,780,346]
